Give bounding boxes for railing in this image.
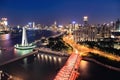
[36,47,69,57]
[54,53,81,80]
[0,51,38,66]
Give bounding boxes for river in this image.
[0,30,120,80]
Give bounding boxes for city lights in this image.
[83,16,88,21]
[0,0,120,80]
[72,21,76,24]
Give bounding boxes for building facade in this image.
[73,26,98,42]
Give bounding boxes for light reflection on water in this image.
[58,57,62,64]
[7,54,67,80]
[0,34,13,48]
[49,56,52,61]
[80,60,89,71]
[79,60,90,78]
[23,58,27,64]
[0,34,10,40]
[39,54,63,65]
[53,56,57,63]
[14,49,33,56]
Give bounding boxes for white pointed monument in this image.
[22,27,28,46]
[14,27,36,50]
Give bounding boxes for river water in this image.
[0,30,120,80]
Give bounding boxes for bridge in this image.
[54,53,81,80]
[0,48,69,66]
[0,51,38,66]
[37,47,69,57]
[0,48,70,80]
[49,31,66,38]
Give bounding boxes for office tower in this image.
[0,18,9,31]
[116,19,120,31]
[83,16,88,26]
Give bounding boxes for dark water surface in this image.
[0,30,57,64]
[78,60,120,80]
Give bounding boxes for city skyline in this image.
[0,0,120,26]
[0,0,120,79]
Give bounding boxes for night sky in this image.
[0,0,120,26]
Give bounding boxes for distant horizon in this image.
[1,17,119,27]
[0,0,120,26]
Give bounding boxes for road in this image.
[54,53,81,80]
[63,34,120,62]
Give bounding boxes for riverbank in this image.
[62,34,120,70]
[83,57,120,72]
[35,33,120,70]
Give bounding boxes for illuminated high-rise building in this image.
[28,22,32,28]
[51,21,57,30]
[1,18,8,26]
[0,18,9,31]
[33,22,35,28]
[116,19,120,31]
[73,26,98,42]
[98,24,111,40]
[83,16,88,26]
[111,19,120,42]
[68,21,80,34]
[54,21,57,28]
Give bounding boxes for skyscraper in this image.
[83,16,88,26]
[0,18,9,31]
[116,19,120,31]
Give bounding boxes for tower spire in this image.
[22,27,28,46]
[14,26,36,50]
